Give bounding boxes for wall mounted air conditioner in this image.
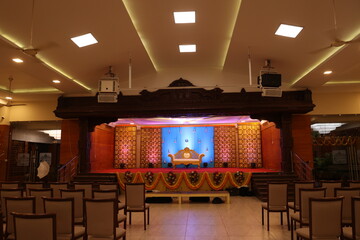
[97,92,118,103]
[261,88,282,97]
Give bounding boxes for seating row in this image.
[261,181,360,240]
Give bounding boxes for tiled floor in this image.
[120,195,292,240]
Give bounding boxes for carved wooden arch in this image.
[54,78,315,173]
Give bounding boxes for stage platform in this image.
[93,168,276,191]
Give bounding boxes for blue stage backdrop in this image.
[162,126,214,168]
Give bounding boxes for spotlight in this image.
[148,163,154,168]
[119,163,126,169]
[167,163,173,168]
[203,162,208,168]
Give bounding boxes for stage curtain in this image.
[238,123,262,168]
[116,171,252,191]
[114,126,137,168]
[140,128,162,168]
[214,126,237,167]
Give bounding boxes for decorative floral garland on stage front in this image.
[116,170,251,191]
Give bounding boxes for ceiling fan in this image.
[311,0,360,53]
[0,76,26,107]
[3,0,55,62]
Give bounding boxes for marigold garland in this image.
[234,171,245,184]
[144,171,154,184]
[124,171,133,183]
[116,171,252,191]
[188,171,200,184]
[213,171,223,185]
[166,171,177,185]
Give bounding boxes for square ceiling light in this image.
[71,33,98,47]
[179,44,196,52]
[174,11,196,23]
[275,24,303,38]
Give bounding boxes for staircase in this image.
[251,172,298,202]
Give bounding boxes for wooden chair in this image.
[43,197,85,240]
[335,187,360,226]
[73,182,93,198]
[287,181,315,213]
[125,183,150,230]
[98,182,120,193]
[84,198,126,240]
[261,182,289,231]
[0,189,24,219]
[0,182,20,189]
[4,196,35,240]
[28,188,53,213]
[349,181,360,188]
[290,188,326,240]
[49,182,68,198]
[0,211,3,240]
[343,196,360,240]
[24,182,44,196]
[320,180,342,197]
[93,189,126,228]
[296,197,343,240]
[12,213,56,240]
[60,189,85,225]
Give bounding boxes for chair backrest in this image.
[12,213,56,240]
[73,182,93,198]
[99,182,120,193]
[309,197,343,239]
[294,181,315,207]
[29,188,53,213]
[84,198,117,237]
[5,196,35,236]
[299,188,326,223]
[43,197,74,236]
[0,210,3,240]
[93,189,119,200]
[321,181,342,197]
[0,188,24,216]
[335,187,360,223]
[49,183,68,198]
[60,189,85,220]
[267,182,288,207]
[350,181,360,188]
[125,183,145,208]
[25,182,44,196]
[352,196,360,239]
[0,182,20,189]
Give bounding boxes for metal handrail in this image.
[293,152,313,181]
[57,155,79,182]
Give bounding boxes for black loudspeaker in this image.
[260,73,281,87]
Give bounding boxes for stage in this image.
[93,168,276,191]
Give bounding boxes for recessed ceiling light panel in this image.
[179,44,196,53]
[71,33,98,48]
[275,24,303,38]
[5,96,12,100]
[52,80,61,83]
[12,58,23,63]
[174,11,196,23]
[323,70,332,75]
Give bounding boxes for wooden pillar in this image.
[280,114,293,173]
[78,118,91,173]
[78,117,118,173]
[0,125,10,180]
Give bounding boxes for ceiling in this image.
[0,0,360,104]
